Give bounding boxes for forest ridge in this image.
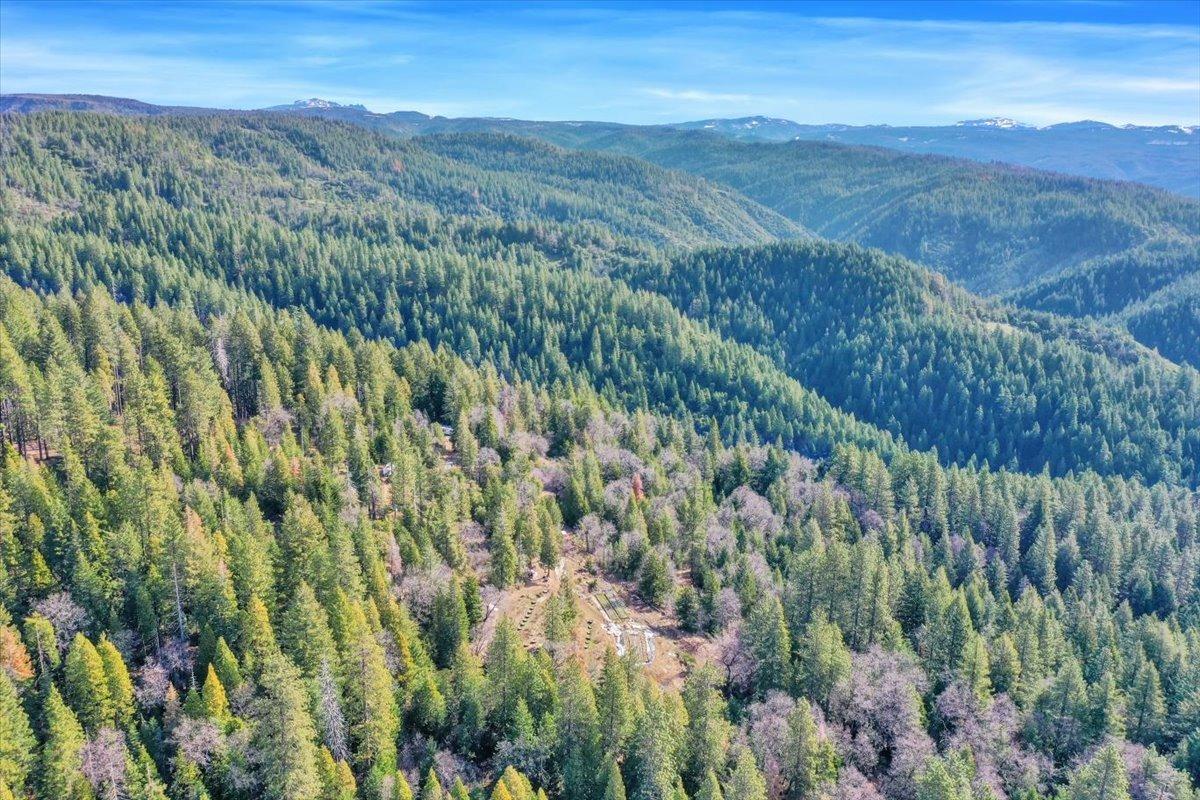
[0,97,1196,800]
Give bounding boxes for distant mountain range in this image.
[671,115,1200,196]
[3,93,1195,195]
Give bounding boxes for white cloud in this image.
[644,88,754,104]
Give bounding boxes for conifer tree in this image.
[783,698,837,800]
[0,672,34,797]
[250,655,321,800]
[420,768,444,800]
[596,646,633,757]
[696,770,725,800]
[603,759,628,800]
[64,633,114,732]
[682,665,730,794]
[745,595,791,697]
[96,635,135,727]
[724,748,768,800]
[393,771,415,800]
[279,581,337,678]
[199,665,230,723]
[1066,744,1130,800]
[1126,657,1165,745]
[795,617,850,705]
[39,685,90,800]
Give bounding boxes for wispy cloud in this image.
[292,34,371,50]
[0,0,1196,125]
[644,88,754,104]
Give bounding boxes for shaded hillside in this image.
[1118,274,1200,368]
[606,240,1200,481]
[3,111,1198,486]
[5,94,1195,337]
[0,111,890,462]
[522,125,1200,297]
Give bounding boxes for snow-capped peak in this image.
[955,117,1031,129]
[268,98,370,111]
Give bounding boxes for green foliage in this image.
[0,111,1196,800]
[0,672,34,796]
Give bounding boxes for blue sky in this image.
[2,1,1198,126]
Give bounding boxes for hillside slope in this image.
[0,104,1198,800]
[670,115,1200,197]
[2,278,1195,800]
[0,111,889,460]
[3,111,1198,485]
[516,125,1200,298]
[609,240,1199,481]
[5,95,1196,342]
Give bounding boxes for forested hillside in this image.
[508,126,1199,300]
[4,95,1197,365]
[439,120,1200,369]
[3,112,1198,486]
[668,116,1200,198]
[1118,276,1200,370]
[0,274,1197,800]
[0,101,1198,800]
[607,241,1200,482]
[1006,247,1200,368]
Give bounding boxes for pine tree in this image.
[916,751,975,800]
[316,747,356,800]
[393,772,415,800]
[64,633,114,732]
[491,526,519,590]
[430,578,470,668]
[696,770,724,800]
[603,759,628,800]
[455,411,479,472]
[1031,660,1088,760]
[250,655,321,800]
[745,595,791,697]
[724,748,767,800]
[279,581,337,677]
[39,685,91,800]
[420,768,444,800]
[241,594,280,676]
[1023,519,1057,594]
[629,691,681,800]
[448,643,487,756]
[960,634,992,702]
[96,635,135,727]
[211,636,243,692]
[1126,657,1165,745]
[200,664,230,723]
[782,698,837,800]
[557,659,601,800]
[795,617,850,705]
[0,672,34,797]
[596,647,633,756]
[486,618,526,740]
[1067,744,1130,800]
[682,665,729,794]
[337,597,399,774]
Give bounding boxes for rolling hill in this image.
[670,115,1200,198]
[3,110,1197,485]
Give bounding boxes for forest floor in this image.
[474,531,716,688]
